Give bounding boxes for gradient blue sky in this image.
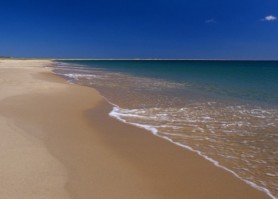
[0,0,277,59]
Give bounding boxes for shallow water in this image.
[54,60,278,198]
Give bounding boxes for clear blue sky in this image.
[0,0,277,59]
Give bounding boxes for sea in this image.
[54,60,278,198]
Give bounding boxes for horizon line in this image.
[1,57,278,61]
[56,58,278,61]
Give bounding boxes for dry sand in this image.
[0,60,270,199]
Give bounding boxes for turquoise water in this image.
[54,60,278,198]
[59,60,278,105]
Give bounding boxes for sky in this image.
[0,0,277,59]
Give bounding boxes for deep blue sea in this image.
[54,60,278,198]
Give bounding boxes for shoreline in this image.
[57,58,278,61]
[54,59,277,199]
[87,81,276,199]
[86,101,270,199]
[108,107,276,199]
[0,59,271,198]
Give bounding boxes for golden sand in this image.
[0,60,269,198]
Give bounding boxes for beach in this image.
[0,59,270,199]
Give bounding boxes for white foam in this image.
[52,63,277,199]
[63,73,97,80]
[266,173,277,177]
[109,105,277,199]
[109,107,158,135]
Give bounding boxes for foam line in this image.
[52,62,277,199]
[109,106,277,199]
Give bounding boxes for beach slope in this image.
[0,60,270,199]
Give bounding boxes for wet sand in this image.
[0,60,270,199]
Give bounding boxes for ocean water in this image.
[54,60,278,198]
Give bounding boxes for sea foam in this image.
[53,60,278,199]
[109,105,277,199]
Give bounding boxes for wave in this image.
[53,61,278,199]
[109,105,277,199]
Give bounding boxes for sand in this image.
[0,59,270,199]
